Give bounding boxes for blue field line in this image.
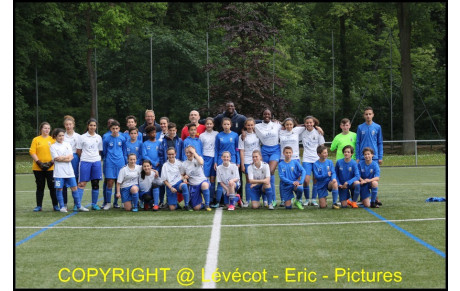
[15,198,103,247]
[363,207,446,258]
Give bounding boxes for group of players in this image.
[29,102,383,213]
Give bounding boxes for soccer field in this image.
[14,166,446,288]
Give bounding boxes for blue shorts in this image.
[261,144,280,163]
[339,185,353,201]
[121,185,139,203]
[79,161,102,182]
[302,162,314,176]
[248,184,265,202]
[222,182,240,204]
[280,183,303,200]
[360,183,371,200]
[104,161,124,179]
[71,153,80,183]
[54,177,77,189]
[188,180,209,207]
[166,181,186,206]
[203,156,216,177]
[317,185,330,199]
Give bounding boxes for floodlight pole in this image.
[390,29,393,142]
[95,35,98,132]
[332,31,336,137]
[272,35,275,96]
[35,65,38,135]
[150,35,153,109]
[207,31,210,116]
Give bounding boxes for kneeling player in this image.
[139,159,163,211]
[216,151,241,211]
[247,150,275,210]
[313,145,339,209]
[161,147,191,211]
[115,154,142,212]
[335,145,360,208]
[358,147,381,208]
[278,147,306,210]
[182,146,211,211]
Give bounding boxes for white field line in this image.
[202,208,223,289]
[16,217,445,230]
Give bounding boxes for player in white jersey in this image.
[76,118,103,210]
[254,109,281,206]
[199,117,219,205]
[216,151,241,210]
[115,153,142,212]
[50,128,88,212]
[246,150,275,210]
[139,159,163,211]
[161,147,191,211]
[182,145,211,211]
[238,118,260,207]
[63,115,81,210]
[300,116,325,207]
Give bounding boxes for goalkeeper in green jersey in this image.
[330,118,357,161]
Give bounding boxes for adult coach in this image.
[181,110,206,140]
[209,102,248,134]
[139,109,162,142]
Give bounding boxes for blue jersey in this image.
[159,136,183,164]
[182,136,203,161]
[122,131,142,143]
[125,139,143,165]
[278,159,306,186]
[335,159,360,186]
[358,160,380,180]
[142,140,161,169]
[215,131,240,166]
[313,159,336,189]
[102,134,127,167]
[356,122,383,161]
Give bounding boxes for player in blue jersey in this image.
[278,147,306,210]
[125,127,143,165]
[356,107,383,165]
[359,147,381,208]
[214,118,240,169]
[182,123,203,161]
[101,118,115,207]
[200,118,218,206]
[123,115,143,142]
[102,120,127,210]
[142,125,161,171]
[313,145,339,209]
[335,145,360,208]
[247,150,275,210]
[156,117,169,143]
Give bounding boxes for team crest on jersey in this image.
[118,142,122,146]
[135,147,139,151]
[348,167,352,172]
[156,146,159,150]
[327,166,330,170]
[361,168,365,172]
[291,167,294,172]
[372,130,375,136]
[370,169,373,173]
[146,146,150,150]
[362,131,365,135]
[220,138,224,142]
[230,138,233,142]
[110,142,114,147]
[339,167,343,171]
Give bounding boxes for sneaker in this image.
[161,203,169,209]
[268,204,274,210]
[303,199,310,206]
[332,204,340,210]
[113,204,120,209]
[228,205,235,211]
[210,203,220,208]
[73,205,78,212]
[376,199,383,206]
[205,205,212,211]
[280,201,285,207]
[272,200,277,207]
[335,201,341,206]
[53,205,60,211]
[132,208,138,212]
[138,200,144,209]
[370,202,380,208]
[92,204,101,211]
[347,200,353,207]
[236,194,243,207]
[294,200,304,210]
[310,200,319,207]
[153,205,159,211]
[183,205,193,212]
[60,207,68,213]
[351,201,359,208]
[33,206,42,212]
[78,206,89,212]
[103,203,111,210]
[263,201,268,207]
[242,202,249,208]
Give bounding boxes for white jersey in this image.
[50,141,75,178]
[238,132,260,165]
[254,121,282,146]
[64,131,80,153]
[301,128,325,163]
[199,130,218,157]
[216,163,240,186]
[181,158,207,186]
[279,127,305,160]
[161,160,183,186]
[247,162,271,181]
[117,164,142,188]
[77,132,103,162]
[139,171,163,193]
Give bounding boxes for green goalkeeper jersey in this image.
[330,131,357,160]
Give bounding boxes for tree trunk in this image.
[339,15,351,119]
[397,3,415,154]
[85,9,97,119]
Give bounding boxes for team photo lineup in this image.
[29,102,384,214]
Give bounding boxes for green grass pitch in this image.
[15,167,446,288]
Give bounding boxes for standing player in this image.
[161,147,191,211]
[123,115,142,142]
[63,115,81,210]
[216,152,241,210]
[50,128,88,212]
[182,145,212,211]
[200,118,218,207]
[142,125,161,171]
[313,145,339,209]
[247,150,274,210]
[76,118,103,211]
[335,145,360,208]
[254,109,281,206]
[330,118,357,161]
[29,122,58,212]
[278,147,306,210]
[115,153,142,212]
[358,147,381,208]
[214,118,240,170]
[102,120,127,210]
[156,117,169,143]
[182,123,203,161]
[238,118,260,208]
[125,127,143,165]
[301,116,325,207]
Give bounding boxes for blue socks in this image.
[153,188,160,206]
[105,188,112,205]
[78,187,84,201]
[371,187,378,203]
[215,185,223,205]
[303,185,310,200]
[270,175,276,203]
[210,182,216,203]
[56,189,65,209]
[72,189,81,208]
[132,192,139,209]
[265,187,275,205]
[332,189,339,205]
[203,188,210,206]
[91,189,99,206]
[312,184,318,199]
[353,184,360,202]
[295,187,303,201]
[180,184,190,206]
